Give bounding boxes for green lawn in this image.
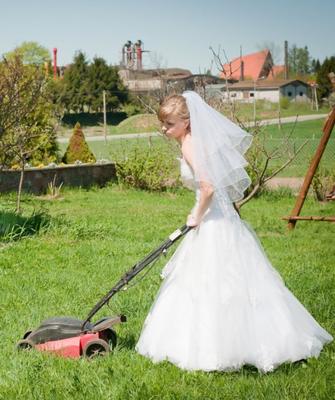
[0,186,334,399]
[58,118,335,178]
[57,103,330,138]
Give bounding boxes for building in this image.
[220,49,285,81]
[118,68,226,94]
[206,79,310,103]
[118,68,192,92]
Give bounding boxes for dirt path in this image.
[266,177,304,192]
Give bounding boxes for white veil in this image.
[182,91,252,203]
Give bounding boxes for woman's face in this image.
[161,116,189,142]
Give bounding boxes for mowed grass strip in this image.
[0,186,334,399]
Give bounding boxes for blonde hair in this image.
[158,95,190,122]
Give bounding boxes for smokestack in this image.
[53,48,58,79]
[136,40,143,70]
[240,60,244,81]
[284,41,289,80]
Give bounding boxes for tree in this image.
[86,57,128,112]
[4,41,51,65]
[288,44,311,77]
[311,59,321,74]
[316,56,335,101]
[257,41,282,64]
[59,51,90,112]
[0,54,59,212]
[62,122,96,164]
[53,52,128,113]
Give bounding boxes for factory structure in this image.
[50,40,312,103]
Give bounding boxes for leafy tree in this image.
[59,51,90,112]
[311,59,321,74]
[4,41,51,65]
[316,56,335,100]
[288,45,311,77]
[62,122,96,164]
[86,57,128,112]
[0,54,59,212]
[51,52,128,113]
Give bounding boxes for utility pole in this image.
[103,90,107,144]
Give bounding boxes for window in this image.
[249,92,254,97]
[299,92,303,96]
[287,91,292,97]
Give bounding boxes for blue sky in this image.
[1,0,334,73]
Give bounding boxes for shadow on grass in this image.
[117,334,137,350]
[62,112,127,127]
[0,210,51,241]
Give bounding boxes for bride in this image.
[135,91,333,372]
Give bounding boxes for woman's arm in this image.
[182,135,214,227]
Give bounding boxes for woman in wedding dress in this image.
[135,91,332,372]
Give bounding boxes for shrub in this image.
[62,122,96,164]
[280,96,290,110]
[113,140,181,191]
[312,166,335,201]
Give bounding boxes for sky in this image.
[1,0,334,74]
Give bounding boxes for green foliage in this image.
[288,44,311,77]
[316,56,335,101]
[122,102,143,117]
[86,57,128,112]
[0,55,60,168]
[113,141,181,191]
[62,122,96,164]
[280,96,290,110]
[312,166,335,201]
[4,41,51,65]
[58,51,89,113]
[52,52,128,113]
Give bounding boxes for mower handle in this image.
[81,224,193,330]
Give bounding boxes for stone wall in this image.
[0,163,116,194]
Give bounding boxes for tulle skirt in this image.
[135,209,333,372]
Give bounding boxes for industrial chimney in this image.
[53,48,58,79]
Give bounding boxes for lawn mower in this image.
[17,224,192,358]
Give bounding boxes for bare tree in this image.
[236,118,308,209]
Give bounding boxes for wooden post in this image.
[287,107,335,230]
[103,90,107,144]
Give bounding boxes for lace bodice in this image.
[179,158,239,218]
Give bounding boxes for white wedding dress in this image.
[136,158,333,372]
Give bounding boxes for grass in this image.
[58,118,334,178]
[57,102,330,138]
[0,186,334,399]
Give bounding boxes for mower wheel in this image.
[105,329,117,349]
[83,339,110,358]
[17,339,34,351]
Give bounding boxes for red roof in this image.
[221,49,273,80]
[267,65,286,80]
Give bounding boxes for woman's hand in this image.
[186,214,200,227]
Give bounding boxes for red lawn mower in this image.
[17,225,191,359]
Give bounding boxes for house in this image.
[221,49,285,81]
[207,79,310,103]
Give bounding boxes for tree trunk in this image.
[16,163,25,214]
